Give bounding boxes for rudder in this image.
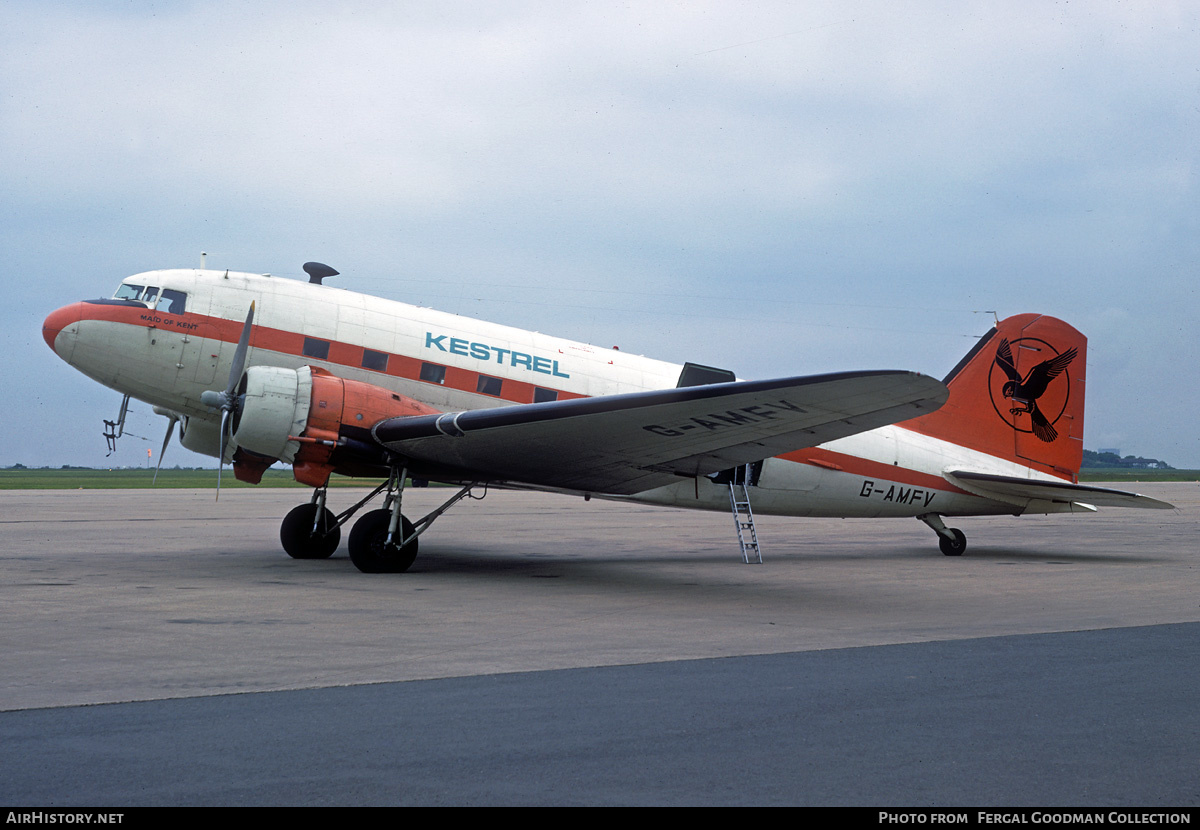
[904,314,1086,481]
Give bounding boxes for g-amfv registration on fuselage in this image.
[42,262,1170,573]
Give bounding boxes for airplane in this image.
[41,262,1172,573]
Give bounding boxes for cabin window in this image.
[362,349,389,372]
[303,338,330,359]
[114,284,144,301]
[534,387,558,403]
[420,363,446,385]
[476,375,503,397]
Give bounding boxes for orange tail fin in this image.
[905,314,1086,481]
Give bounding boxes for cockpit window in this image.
[156,290,187,314]
[113,284,187,314]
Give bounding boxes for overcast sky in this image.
[4,1,1197,470]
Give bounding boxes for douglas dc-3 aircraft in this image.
[42,262,1171,573]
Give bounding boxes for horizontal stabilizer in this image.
[944,470,1174,510]
[374,371,948,495]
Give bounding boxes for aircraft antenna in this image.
[303,262,339,285]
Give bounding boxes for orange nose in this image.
[43,303,83,352]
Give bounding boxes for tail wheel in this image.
[939,528,967,557]
[349,509,419,573]
[280,503,341,559]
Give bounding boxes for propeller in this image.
[200,302,256,500]
[152,415,177,486]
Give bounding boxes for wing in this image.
[374,371,948,494]
[944,470,1174,510]
[994,339,1022,384]
[1028,404,1058,442]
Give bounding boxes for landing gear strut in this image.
[348,466,418,573]
[280,487,340,559]
[918,513,967,556]
[278,465,483,573]
[348,509,418,573]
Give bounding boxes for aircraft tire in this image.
[939,528,967,557]
[348,509,418,573]
[280,503,341,559]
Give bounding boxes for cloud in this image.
[4,0,1198,466]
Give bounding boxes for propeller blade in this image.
[225,301,256,397]
[203,302,254,501]
[216,410,231,501]
[152,417,177,486]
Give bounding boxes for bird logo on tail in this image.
[990,338,1077,442]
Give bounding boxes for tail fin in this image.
[905,314,1086,481]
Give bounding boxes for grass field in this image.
[0,468,377,490]
[1078,469,1200,483]
[1,467,1195,489]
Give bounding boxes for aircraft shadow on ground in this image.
[282,539,1162,582]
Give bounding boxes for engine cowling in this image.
[178,413,224,459]
[231,365,314,463]
[231,365,442,487]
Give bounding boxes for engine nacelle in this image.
[178,413,225,459]
[230,365,442,487]
[232,365,314,463]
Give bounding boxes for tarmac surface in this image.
[0,483,1196,805]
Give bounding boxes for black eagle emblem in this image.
[993,339,1077,442]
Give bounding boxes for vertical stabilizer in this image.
[904,314,1086,481]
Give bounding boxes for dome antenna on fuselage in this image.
[303,262,339,285]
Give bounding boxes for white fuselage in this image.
[50,269,1075,520]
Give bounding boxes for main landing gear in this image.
[280,497,340,560]
[917,513,967,556]
[279,466,483,573]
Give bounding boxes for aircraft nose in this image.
[43,303,83,354]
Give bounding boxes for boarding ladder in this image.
[727,465,762,564]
